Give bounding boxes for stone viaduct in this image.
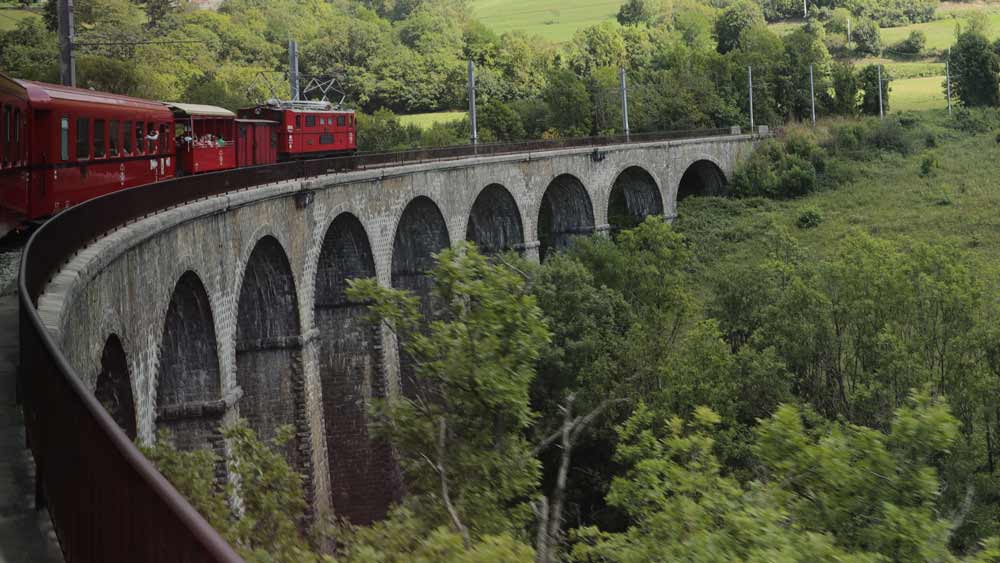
[35,134,757,525]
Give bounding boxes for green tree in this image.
[830,61,859,115]
[950,29,1000,107]
[714,0,765,54]
[573,391,978,562]
[478,100,526,142]
[347,243,550,540]
[859,64,890,115]
[542,69,593,137]
[616,0,653,26]
[852,17,882,56]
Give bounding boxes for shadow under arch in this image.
[537,174,594,261]
[235,236,307,474]
[466,184,525,255]
[608,166,664,233]
[156,271,223,453]
[391,196,450,397]
[314,212,398,524]
[677,160,727,200]
[95,334,137,440]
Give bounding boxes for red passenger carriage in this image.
[168,103,238,175]
[0,73,175,224]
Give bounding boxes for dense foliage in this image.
[0,0,938,151]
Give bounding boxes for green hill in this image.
[469,0,622,42]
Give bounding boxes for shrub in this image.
[893,30,926,55]
[919,154,938,177]
[731,132,824,199]
[796,207,823,229]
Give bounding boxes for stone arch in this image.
[537,174,595,261]
[391,196,450,396]
[95,334,137,440]
[235,235,307,473]
[314,213,397,524]
[156,271,224,452]
[608,166,664,232]
[678,159,727,200]
[466,184,525,255]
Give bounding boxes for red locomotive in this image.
[239,100,356,160]
[0,73,357,232]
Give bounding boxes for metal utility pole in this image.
[619,67,630,142]
[288,40,299,101]
[946,60,953,115]
[748,66,755,131]
[467,60,478,147]
[58,0,76,87]
[803,0,807,18]
[847,17,851,46]
[809,64,816,128]
[877,64,884,119]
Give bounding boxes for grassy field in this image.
[891,76,948,112]
[676,111,1000,273]
[469,0,621,42]
[0,7,39,31]
[398,111,467,129]
[881,11,1000,50]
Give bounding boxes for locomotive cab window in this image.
[76,117,90,160]
[109,119,120,156]
[295,115,301,128]
[337,115,345,127]
[94,119,106,158]
[305,115,316,127]
[60,117,69,161]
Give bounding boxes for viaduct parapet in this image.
[34,134,756,523]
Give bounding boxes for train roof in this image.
[11,77,171,114]
[165,102,235,118]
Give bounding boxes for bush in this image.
[893,30,926,55]
[731,132,825,199]
[852,17,882,56]
[796,207,823,229]
[828,118,914,156]
[951,107,1000,134]
[919,154,938,177]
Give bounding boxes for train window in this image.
[295,115,301,129]
[76,117,90,159]
[13,109,20,143]
[124,121,133,154]
[135,122,144,154]
[94,119,106,158]
[305,115,316,127]
[337,115,345,127]
[109,120,119,156]
[3,105,9,143]
[147,122,157,153]
[60,117,69,160]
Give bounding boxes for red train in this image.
[0,73,356,230]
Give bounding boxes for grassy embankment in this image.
[675,110,1000,276]
[0,6,39,32]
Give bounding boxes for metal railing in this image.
[16,127,744,561]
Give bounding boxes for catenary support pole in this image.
[58,0,76,87]
[620,67,630,142]
[748,66,755,131]
[803,0,807,18]
[288,40,299,101]
[847,17,851,46]
[468,60,478,148]
[878,64,884,120]
[946,60,953,115]
[809,64,816,128]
